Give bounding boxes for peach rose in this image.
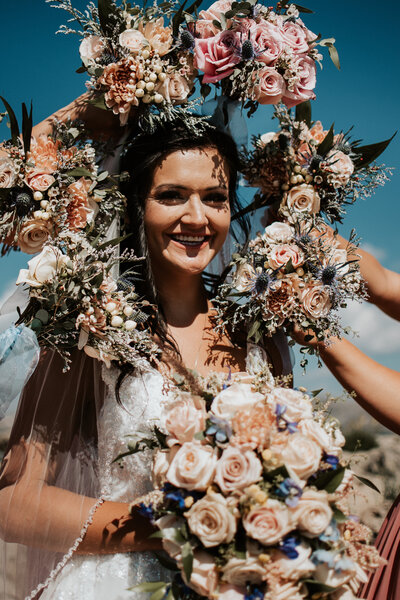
[233,263,256,292]
[271,542,315,580]
[301,284,331,319]
[221,556,265,585]
[277,432,322,480]
[268,244,304,270]
[67,177,94,230]
[283,184,320,215]
[198,0,232,22]
[152,449,173,488]
[297,419,332,452]
[17,219,52,254]
[29,136,58,173]
[0,157,18,188]
[214,446,262,493]
[265,580,307,600]
[26,171,55,192]
[157,73,191,103]
[253,66,285,105]
[164,394,206,444]
[323,150,354,186]
[186,491,236,547]
[263,222,294,243]
[309,121,328,144]
[119,29,147,53]
[183,551,219,596]
[79,35,105,64]
[267,387,312,422]
[211,382,264,420]
[140,18,173,56]
[16,246,67,287]
[166,441,217,490]
[292,489,333,537]
[243,499,293,545]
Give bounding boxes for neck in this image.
[155,272,208,327]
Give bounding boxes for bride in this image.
[0,116,291,600]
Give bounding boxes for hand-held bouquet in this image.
[123,359,384,600]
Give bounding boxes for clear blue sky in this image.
[1,1,399,406]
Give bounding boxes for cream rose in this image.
[0,157,18,188]
[243,499,293,545]
[263,222,294,243]
[186,491,236,547]
[79,35,105,64]
[17,219,52,254]
[265,581,307,600]
[330,248,350,275]
[211,382,264,420]
[260,131,278,146]
[119,29,147,53]
[272,542,315,580]
[183,551,219,596]
[323,150,354,186]
[218,584,247,600]
[152,449,173,488]
[301,284,332,319]
[268,244,304,270]
[164,394,206,445]
[157,73,191,104]
[297,419,332,452]
[215,446,262,493]
[268,387,312,423]
[140,18,173,56]
[292,489,332,537]
[283,184,320,214]
[233,263,256,292]
[16,246,67,287]
[221,556,265,585]
[26,171,56,192]
[166,441,217,490]
[278,432,322,480]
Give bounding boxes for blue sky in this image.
[1,0,399,422]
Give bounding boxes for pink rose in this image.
[253,66,285,105]
[214,446,262,493]
[26,171,55,192]
[221,556,265,585]
[185,491,236,547]
[282,54,316,108]
[198,0,232,22]
[280,21,309,54]
[323,150,354,186]
[0,158,18,188]
[166,441,217,490]
[79,35,105,64]
[17,219,52,254]
[291,489,333,537]
[183,551,219,596]
[268,244,304,270]
[211,382,264,420]
[119,29,147,53]
[301,284,332,319]
[249,23,284,64]
[243,499,294,545]
[195,19,220,38]
[194,30,241,83]
[164,394,206,444]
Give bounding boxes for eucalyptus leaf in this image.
[22,101,33,156]
[332,505,347,523]
[311,389,323,397]
[172,0,188,37]
[30,318,42,332]
[67,167,94,178]
[328,44,340,70]
[354,473,381,494]
[247,320,260,339]
[35,309,49,325]
[151,586,168,600]
[182,541,193,582]
[129,582,166,593]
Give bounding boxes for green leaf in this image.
[353,132,396,169]
[30,318,42,332]
[22,101,33,156]
[313,465,345,493]
[295,100,311,127]
[354,473,381,494]
[66,167,94,178]
[150,527,186,543]
[328,44,340,70]
[182,541,193,582]
[76,65,87,74]
[172,0,188,37]
[98,0,118,37]
[35,309,49,325]
[293,4,314,13]
[247,320,260,340]
[151,586,168,600]
[311,388,323,397]
[0,97,20,143]
[303,580,336,593]
[87,94,108,111]
[317,122,335,156]
[129,582,166,593]
[332,505,347,523]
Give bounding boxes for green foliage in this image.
[295,100,312,127]
[313,465,345,493]
[353,132,396,170]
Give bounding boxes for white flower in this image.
[16,246,68,288]
[283,183,320,215]
[79,35,105,65]
[166,441,217,490]
[260,131,278,146]
[183,551,218,596]
[155,514,184,560]
[218,584,247,600]
[164,393,206,445]
[233,263,256,292]
[185,491,236,547]
[263,222,294,243]
[211,382,264,420]
[314,561,356,588]
[274,432,322,480]
[119,29,147,53]
[267,387,312,423]
[291,489,333,537]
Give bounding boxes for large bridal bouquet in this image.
[123,360,384,600]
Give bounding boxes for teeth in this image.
[173,235,207,242]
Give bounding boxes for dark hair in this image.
[118,117,250,374]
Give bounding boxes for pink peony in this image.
[194,30,241,83]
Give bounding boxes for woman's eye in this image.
[153,190,185,203]
[204,193,229,205]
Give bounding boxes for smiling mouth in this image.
[169,234,211,247]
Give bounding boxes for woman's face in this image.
[144,147,231,279]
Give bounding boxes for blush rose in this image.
[185,491,236,547]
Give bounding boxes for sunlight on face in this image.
[144,147,231,280]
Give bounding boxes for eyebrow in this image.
[152,184,228,192]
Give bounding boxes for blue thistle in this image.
[321,265,337,286]
[180,30,195,50]
[241,39,256,61]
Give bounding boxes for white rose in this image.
[278,433,322,480]
[164,394,206,445]
[297,419,332,452]
[283,183,320,214]
[271,542,315,580]
[0,157,18,188]
[155,514,184,560]
[16,246,67,288]
[328,427,345,456]
[268,388,312,423]
[183,551,218,597]
[186,491,236,547]
[292,489,332,537]
[243,499,294,545]
[265,581,307,600]
[152,449,173,488]
[166,441,217,490]
[157,73,191,104]
[260,131,278,146]
[17,219,52,254]
[263,222,294,243]
[221,556,265,585]
[233,263,256,293]
[314,562,356,588]
[79,35,105,65]
[215,446,262,493]
[301,284,332,319]
[119,29,146,53]
[330,248,350,275]
[211,382,264,420]
[218,584,247,600]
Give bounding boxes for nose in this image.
[181,193,208,228]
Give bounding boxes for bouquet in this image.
[213,222,366,366]
[121,360,384,600]
[0,98,125,255]
[239,103,393,223]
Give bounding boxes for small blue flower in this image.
[319,519,340,542]
[206,415,232,442]
[275,404,298,434]
[334,558,355,573]
[324,453,339,469]
[279,535,300,559]
[245,587,264,600]
[311,549,335,567]
[137,502,154,521]
[165,490,186,509]
[275,404,287,417]
[276,478,303,507]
